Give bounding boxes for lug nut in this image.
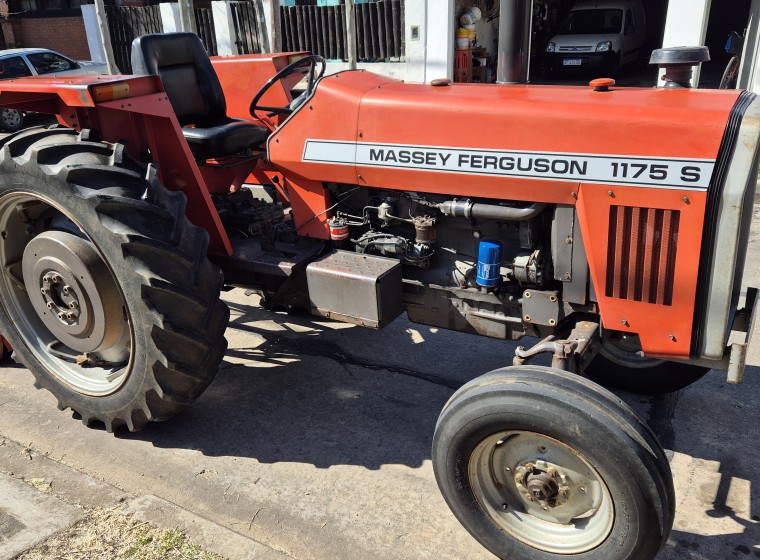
[69,301,78,309]
[47,302,53,309]
[62,285,70,295]
[43,277,50,284]
[66,313,75,321]
[40,287,49,294]
[51,275,61,283]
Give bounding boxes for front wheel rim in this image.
[468,431,614,554]
[0,191,133,396]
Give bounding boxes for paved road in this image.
[1,205,760,559]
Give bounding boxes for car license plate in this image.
[563,58,582,66]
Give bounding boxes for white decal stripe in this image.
[303,140,715,190]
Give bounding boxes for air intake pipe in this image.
[438,199,546,221]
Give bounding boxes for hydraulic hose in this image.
[438,199,547,221]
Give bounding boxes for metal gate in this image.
[105,5,163,74]
[281,0,404,61]
[195,8,218,56]
[230,0,267,54]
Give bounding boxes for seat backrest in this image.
[131,33,226,127]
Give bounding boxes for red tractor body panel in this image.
[268,72,742,358]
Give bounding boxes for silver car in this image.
[0,48,108,132]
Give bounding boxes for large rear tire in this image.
[433,366,674,560]
[584,335,709,395]
[0,127,229,431]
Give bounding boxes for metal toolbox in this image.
[306,251,403,328]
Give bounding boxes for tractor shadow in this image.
[123,294,760,558]
[123,296,504,469]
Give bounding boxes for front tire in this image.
[433,366,674,560]
[0,127,229,431]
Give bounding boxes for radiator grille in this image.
[605,206,680,305]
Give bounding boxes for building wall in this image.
[11,16,91,60]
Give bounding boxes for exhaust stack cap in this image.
[649,46,711,88]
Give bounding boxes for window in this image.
[559,9,624,35]
[27,52,79,75]
[0,57,33,79]
[625,9,635,33]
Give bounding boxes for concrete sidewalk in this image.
[0,437,288,560]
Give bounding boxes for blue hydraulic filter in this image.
[476,240,503,287]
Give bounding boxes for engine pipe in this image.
[438,199,547,221]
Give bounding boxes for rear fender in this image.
[0,74,233,256]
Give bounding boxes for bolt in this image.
[549,295,557,302]
[46,302,53,309]
[669,334,676,341]
[565,236,572,244]
[548,319,556,326]
[66,312,75,321]
[524,315,531,322]
[69,301,78,309]
[40,287,49,294]
[563,272,571,281]
[607,190,615,197]
[57,312,65,320]
[539,445,547,453]
[580,487,587,493]
[683,196,690,204]
[505,466,511,472]
[542,506,549,511]
[501,503,508,511]
[43,277,50,284]
[621,319,630,327]
[524,291,532,298]
[570,192,577,199]
[62,285,70,295]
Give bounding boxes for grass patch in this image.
[18,507,226,560]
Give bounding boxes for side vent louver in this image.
[606,206,680,305]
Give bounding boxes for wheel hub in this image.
[525,467,561,502]
[22,230,125,354]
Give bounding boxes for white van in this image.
[545,0,647,75]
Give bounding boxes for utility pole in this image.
[345,0,357,70]
[94,0,118,75]
[178,0,197,35]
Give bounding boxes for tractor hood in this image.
[268,70,741,201]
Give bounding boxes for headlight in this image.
[546,42,556,53]
[596,41,612,52]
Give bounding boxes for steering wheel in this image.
[250,55,326,118]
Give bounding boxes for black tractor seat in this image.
[130,32,269,160]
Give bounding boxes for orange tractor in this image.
[0,34,756,560]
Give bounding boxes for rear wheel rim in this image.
[0,192,133,396]
[469,430,614,554]
[1,109,21,129]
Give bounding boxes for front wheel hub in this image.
[22,230,125,355]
